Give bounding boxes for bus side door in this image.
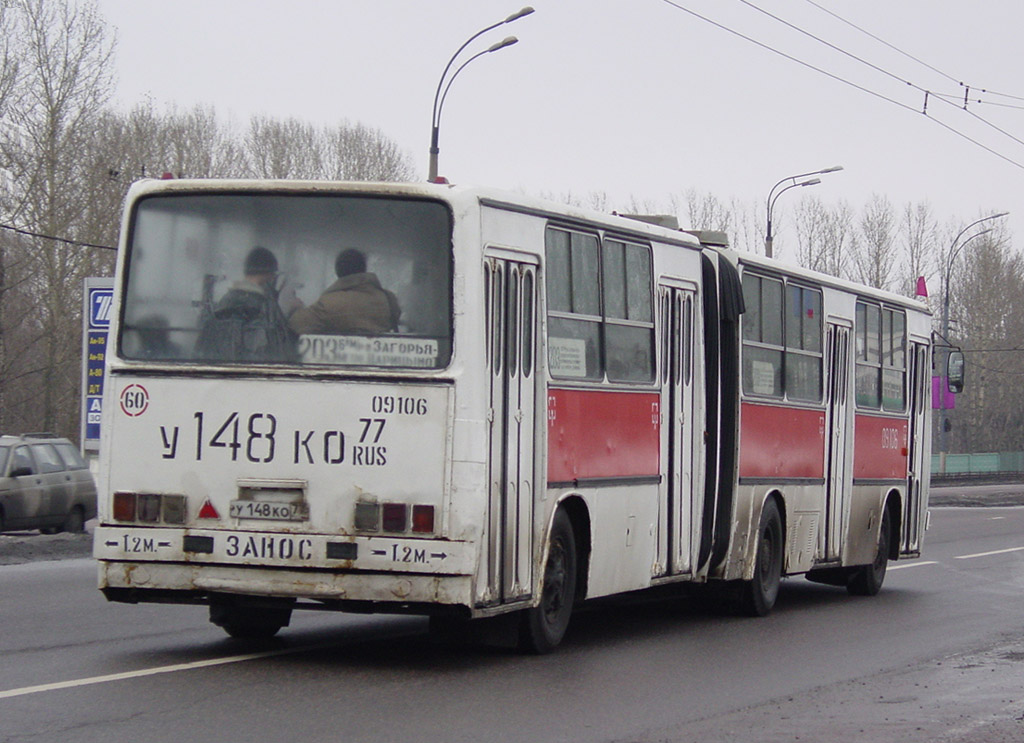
[904,342,930,553]
[824,321,852,561]
[485,255,538,603]
[658,283,698,576]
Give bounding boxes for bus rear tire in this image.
[209,600,293,640]
[848,506,891,597]
[519,509,577,654]
[738,499,783,617]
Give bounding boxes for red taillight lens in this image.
[412,505,435,533]
[382,503,407,532]
[112,492,136,522]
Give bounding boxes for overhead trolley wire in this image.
[657,0,1024,172]
[737,0,1024,151]
[788,0,1024,151]
[0,223,117,251]
[657,0,919,113]
[737,0,927,94]
[801,0,1024,106]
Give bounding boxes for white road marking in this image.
[954,546,1024,560]
[0,644,323,701]
[889,561,938,570]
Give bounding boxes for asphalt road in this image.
[0,492,1022,742]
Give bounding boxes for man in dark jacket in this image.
[289,248,400,335]
[195,246,296,361]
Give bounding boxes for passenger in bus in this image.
[194,246,297,361]
[134,314,182,359]
[288,248,401,336]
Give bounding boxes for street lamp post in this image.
[428,6,534,183]
[764,166,843,258]
[937,211,1009,471]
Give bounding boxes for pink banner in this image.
[932,376,956,410]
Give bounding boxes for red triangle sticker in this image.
[198,499,220,520]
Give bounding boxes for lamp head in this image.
[488,35,519,52]
[506,6,535,23]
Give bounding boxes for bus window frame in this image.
[544,224,656,385]
[854,299,908,413]
[740,270,824,405]
[117,190,456,372]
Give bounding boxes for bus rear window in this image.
[120,193,452,369]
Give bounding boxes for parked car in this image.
[0,433,97,533]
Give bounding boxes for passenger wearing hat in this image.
[195,246,297,361]
[289,248,400,336]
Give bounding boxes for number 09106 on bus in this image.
[93,179,943,652]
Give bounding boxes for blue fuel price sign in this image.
[82,278,114,452]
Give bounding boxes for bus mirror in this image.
[947,351,965,394]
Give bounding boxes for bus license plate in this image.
[229,501,306,521]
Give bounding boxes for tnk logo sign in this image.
[89,288,113,329]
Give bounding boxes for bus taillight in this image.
[112,492,188,524]
[412,505,435,533]
[112,492,136,522]
[353,502,436,535]
[382,503,406,532]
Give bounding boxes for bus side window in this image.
[545,227,602,380]
[741,273,784,398]
[603,240,655,383]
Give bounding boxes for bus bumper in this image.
[95,525,476,610]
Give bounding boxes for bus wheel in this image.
[739,499,783,617]
[520,509,577,654]
[209,601,292,640]
[848,506,892,596]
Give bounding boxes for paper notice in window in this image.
[752,359,777,395]
[548,337,588,378]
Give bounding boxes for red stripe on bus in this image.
[739,402,826,479]
[547,388,660,482]
[853,414,909,480]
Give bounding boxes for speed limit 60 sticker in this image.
[120,384,150,416]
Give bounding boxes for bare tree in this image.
[0,0,115,437]
[851,194,897,291]
[665,190,760,252]
[245,115,321,179]
[899,200,938,298]
[793,197,853,278]
[675,189,734,235]
[947,228,1024,452]
[321,121,416,182]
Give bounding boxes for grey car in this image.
[0,434,97,533]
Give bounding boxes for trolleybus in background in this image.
[94,179,941,652]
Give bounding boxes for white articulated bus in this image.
[94,179,939,652]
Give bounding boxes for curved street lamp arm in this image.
[430,7,534,129]
[431,37,518,179]
[428,7,533,182]
[943,213,1009,294]
[766,166,842,212]
[437,39,518,131]
[768,178,820,217]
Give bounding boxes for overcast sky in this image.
[94,0,1024,269]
